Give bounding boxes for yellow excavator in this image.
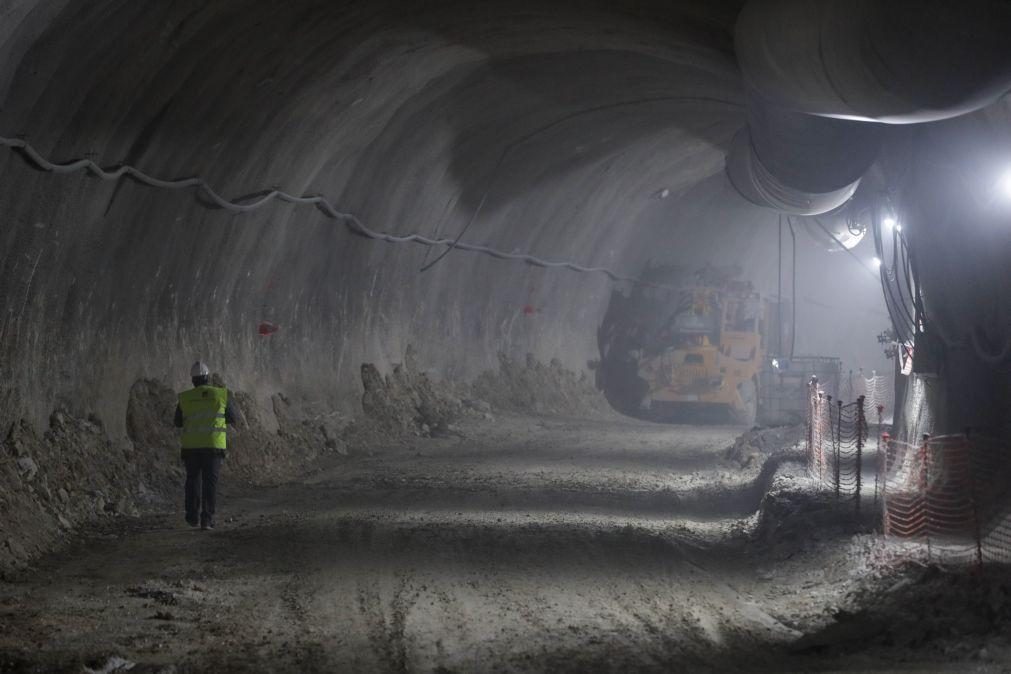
[637,280,772,425]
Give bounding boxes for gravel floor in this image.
[0,414,1006,673]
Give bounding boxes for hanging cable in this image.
[871,206,916,342]
[777,214,783,356]
[889,223,918,331]
[788,215,797,358]
[807,216,878,281]
[0,134,688,289]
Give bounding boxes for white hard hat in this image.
[190,361,210,378]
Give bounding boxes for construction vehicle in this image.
[636,279,772,424]
[597,263,841,425]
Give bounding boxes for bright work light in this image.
[998,170,1011,200]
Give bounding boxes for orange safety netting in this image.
[880,433,1011,568]
[806,376,1011,569]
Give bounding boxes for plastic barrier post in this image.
[856,395,865,517]
[831,397,840,498]
[881,431,891,535]
[874,405,884,507]
[806,378,816,471]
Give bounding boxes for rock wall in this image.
[0,0,902,438]
[0,0,748,441]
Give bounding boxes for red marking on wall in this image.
[522,304,537,316]
[258,321,280,336]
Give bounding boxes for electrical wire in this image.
[788,215,797,358]
[777,214,783,355]
[0,135,669,288]
[871,207,916,343]
[889,222,918,332]
[807,215,878,281]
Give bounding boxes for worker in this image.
[174,361,237,530]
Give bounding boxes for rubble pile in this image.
[724,424,805,468]
[0,410,163,573]
[0,379,348,573]
[360,345,464,437]
[471,352,611,417]
[2,347,606,572]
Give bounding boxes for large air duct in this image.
[727,93,882,215]
[727,0,1011,214]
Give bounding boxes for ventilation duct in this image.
[727,0,1011,214]
[727,93,882,215]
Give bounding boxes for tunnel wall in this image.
[0,0,751,438]
[893,98,1011,438]
[0,0,899,445]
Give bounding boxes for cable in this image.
[0,135,676,288]
[889,224,918,332]
[807,215,878,281]
[788,215,797,358]
[778,214,783,355]
[870,207,916,342]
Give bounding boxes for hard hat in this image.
[190,361,210,378]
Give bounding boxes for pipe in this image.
[726,0,1011,214]
[734,0,1011,125]
[726,93,882,214]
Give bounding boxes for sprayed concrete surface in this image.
[1,414,1006,673]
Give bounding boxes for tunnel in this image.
[2,0,1011,671]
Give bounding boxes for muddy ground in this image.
[1,413,1010,673]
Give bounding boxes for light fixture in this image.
[895,223,903,232]
[883,216,897,230]
[872,257,882,268]
[771,358,780,369]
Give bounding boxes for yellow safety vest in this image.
[179,386,229,450]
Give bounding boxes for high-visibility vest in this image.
[178,386,229,450]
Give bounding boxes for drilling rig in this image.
[596,264,836,425]
[636,278,771,424]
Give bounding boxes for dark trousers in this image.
[183,453,222,525]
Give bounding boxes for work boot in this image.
[200,516,215,531]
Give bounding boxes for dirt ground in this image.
[1,413,1009,673]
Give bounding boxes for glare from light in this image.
[896,224,903,232]
[883,216,897,230]
[771,358,780,369]
[998,171,1011,200]
[872,257,882,268]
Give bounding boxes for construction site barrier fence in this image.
[880,432,1011,568]
[806,382,869,514]
[806,378,1011,569]
[846,370,894,421]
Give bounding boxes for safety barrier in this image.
[880,432,1011,568]
[805,380,869,514]
[807,376,1011,569]
[842,370,894,419]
